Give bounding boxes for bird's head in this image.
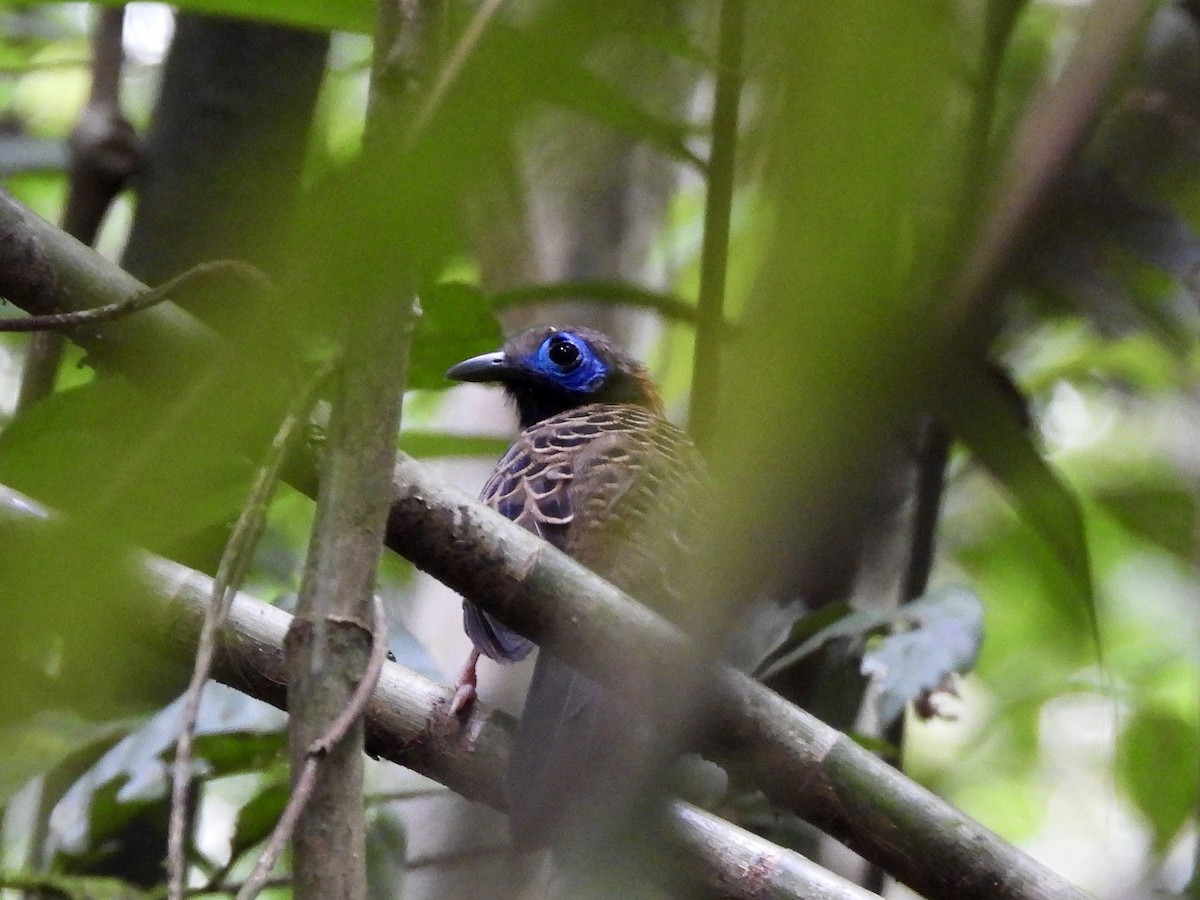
[446,325,664,428]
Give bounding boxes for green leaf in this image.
[0,516,192,726]
[1094,478,1197,562]
[0,380,252,553]
[398,432,511,459]
[160,730,286,780]
[54,773,171,874]
[461,18,702,169]
[491,281,700,323]
[410,282,503,391]
[0,871,151,900]
[228,780,290,862]
[1118,708,1199,851]
[752,602,879,682]
[0,712,139,805]
[941,367,1097,652]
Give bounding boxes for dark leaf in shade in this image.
[0,871,151,900]
[755,588,984,729]
[48,685,285,860]
[1028,173,1199,350]
[1117,708,1199,851]
[752,602,884,683]
[0,712,139,806]
[940,365,1098,653]
[228,780,291,863]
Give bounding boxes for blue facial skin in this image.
[530,332,608,395]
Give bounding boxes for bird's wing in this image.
[463,412,594,661]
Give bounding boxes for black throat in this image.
[505,382,583,429]
[505,371,652,429]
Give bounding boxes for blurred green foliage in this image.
[0,0,1194,896]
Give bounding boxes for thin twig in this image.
[491,279,716,327]
[1,259,271,333]
[407,0,506,144]
[166,358,335,900]
[16,6,132,410]
[688,0,745,449]
[235,596,388,900]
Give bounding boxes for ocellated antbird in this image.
[446,325,706,848]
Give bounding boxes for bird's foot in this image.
[449,648,481,717]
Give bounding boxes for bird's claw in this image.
[450,681,477,717]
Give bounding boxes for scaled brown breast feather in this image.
[480,402,705,621]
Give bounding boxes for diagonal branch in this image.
[0,485,876,900]
[380,456,1087,900]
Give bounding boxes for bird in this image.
[445,324,707,850]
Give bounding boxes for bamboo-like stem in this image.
[688,0,745,449]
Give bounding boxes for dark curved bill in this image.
[445,351,510,383]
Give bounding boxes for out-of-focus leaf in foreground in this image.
[0,712,138,805]
[408,282,502,391]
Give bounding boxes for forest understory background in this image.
[0,2,1195,899]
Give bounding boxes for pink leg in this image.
[449,648,481,716]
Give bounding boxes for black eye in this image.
[547,336,582,370]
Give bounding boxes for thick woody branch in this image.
[381,459,1086,900]
[0,191,218,389]
[0,486,873,900]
